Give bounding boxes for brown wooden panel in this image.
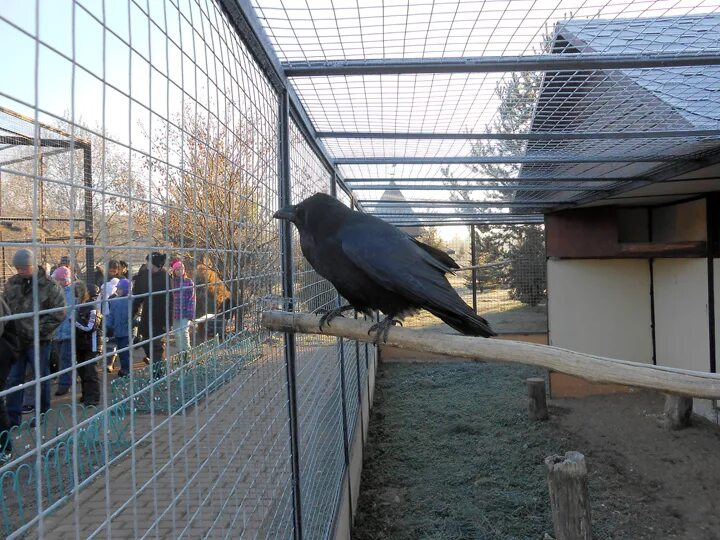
[619,241,707,257]
[549,372,634,398]
[546,208,619,258]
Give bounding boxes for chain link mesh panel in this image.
[0,1,375,537]
[335,189,361,445]
[288,119,346,540]
[404,224,548,335]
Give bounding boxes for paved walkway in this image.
[28,348,295,539]
[22,341,354,539]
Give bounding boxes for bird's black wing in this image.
[339,221,494,337]
[410,238,460,271]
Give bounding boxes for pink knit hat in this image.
[171,260,184,271]
[52,266,72,285]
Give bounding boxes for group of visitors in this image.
[0,250,197,459]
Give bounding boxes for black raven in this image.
[274,193,495,341]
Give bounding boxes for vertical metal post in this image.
[648,209,657,366]
[707,195,717,373]
[354,311,365,447]
[331,170,354,536]
[39,152,46,265]
[330,169,337,198]
[83,144,94,286]
[352,198,372,413]
[279,90,303,540]
[470,224,478,313]
[335,321,353,538]
[0,171,5,284]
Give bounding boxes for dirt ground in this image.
[354,361,720,540]
[551,391,720,539]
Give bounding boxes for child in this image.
[74,282,101,406]
[105,279,132,377]
[100,261,121,372]
[171,260,196,354]
[51,266,76,396]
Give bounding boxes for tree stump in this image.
[526,377,548,420]
[663,394,693,430]
[545,451,592,540]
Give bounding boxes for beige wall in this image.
[653,258,709,372]
[548,259,653,363]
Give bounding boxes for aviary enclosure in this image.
[0,0,719,538]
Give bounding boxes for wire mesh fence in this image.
[403,224,548,335]
[2,0,716,537]
[0,1,373,538]
[288,120,346,540]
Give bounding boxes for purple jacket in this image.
[172,276,196,321]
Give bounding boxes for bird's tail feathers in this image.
[427,305,496,338]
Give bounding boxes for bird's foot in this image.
[367,317,403,344]
[317,304,354,331]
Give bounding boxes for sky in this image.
[1,0,205,151]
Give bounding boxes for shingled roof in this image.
[379,181,425,237]
[520,14,720,206]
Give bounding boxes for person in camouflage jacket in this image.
[3,249,65,427]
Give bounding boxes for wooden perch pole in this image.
[262,311,720,399]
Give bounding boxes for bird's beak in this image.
[273,205,297,222]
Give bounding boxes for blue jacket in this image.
[54,284,76,341]
[105,296,131,338]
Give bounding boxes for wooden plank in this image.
[549,372,633,398]
[619,241,707,257]
[262,311,720,399]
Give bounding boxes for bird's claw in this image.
[319,311,341,329]
[317,304,354,331]
[367,317,402,344]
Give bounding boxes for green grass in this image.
[355,360,689,540]
[355,361,561,540]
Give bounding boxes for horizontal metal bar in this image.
[350,184,613,192]
[335,155,676,165]
[374,212,548,219]
[283,52,720,77]
[0,216,84,222]
[8,235,92,242]
[0,135,88,149]
[319,129,720,141]
[343,177,636,183]
[363,201,572,208]
[386,213,544,219]
[573,147,720,207]
[379,215,552,220]
[392,218,545,226]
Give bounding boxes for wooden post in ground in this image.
[526,377,548,420]
[545,451,592,540]
[664,394,693,429]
